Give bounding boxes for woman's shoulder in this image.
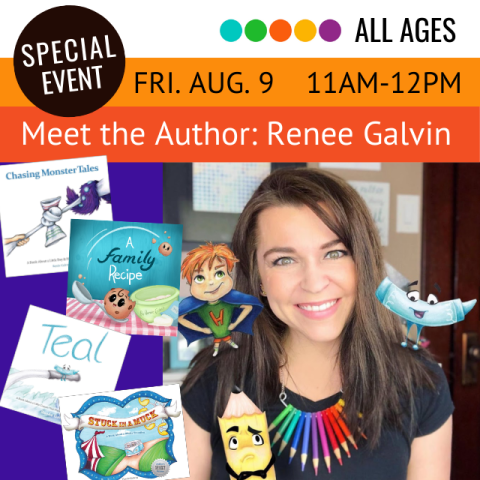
[181,363,219,433]
[412,359,454,438]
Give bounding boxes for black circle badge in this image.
[14,6,125,117]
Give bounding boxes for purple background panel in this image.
[0,162,165,480]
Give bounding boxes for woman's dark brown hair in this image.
[182,167,435,447]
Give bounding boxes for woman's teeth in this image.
[298,300,337,311]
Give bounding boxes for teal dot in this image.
[220,20,242,42]
[245,19,267,42]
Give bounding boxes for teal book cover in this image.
[66,219,182,337]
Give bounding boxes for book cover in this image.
[0,155,113,277]
[0,305,130,424]
[60,385,189,480]
[66,219,182,337]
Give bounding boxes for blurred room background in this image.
[163,162,480,479]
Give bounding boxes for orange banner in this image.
[1,106,478,162]
[1,58,479,107]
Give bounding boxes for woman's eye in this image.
[273,257,294,266]
[325,250,346,260]
[194,275,205,284]
[427,293,439,305]
[215,271,226,279]
[252,434,264,446]
[407,290,420,302]
[229,437,238,450]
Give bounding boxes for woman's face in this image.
[256,204,357,345]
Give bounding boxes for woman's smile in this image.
[295,298,341,319]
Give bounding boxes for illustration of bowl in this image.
[131,285,179,324]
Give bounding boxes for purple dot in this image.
[319,19,341,42]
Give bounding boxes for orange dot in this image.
[270,19,292,42]
[78,274,83,279]
[168,236,170,239]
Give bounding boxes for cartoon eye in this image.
[427,294,439,305]
[194,275,205,284]
[229,437,238,450]
[109,294,117,303]
[118,298,126,307]
[215,271,226,279]
[252,434,264,446]
[407,290,420,302]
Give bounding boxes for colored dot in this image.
[269,19,292,42]
[245,19,267,42]
[319,19,341,42]
[294,19,317,42]
[220,19,242,42]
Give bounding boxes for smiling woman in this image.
[179,168,453,480]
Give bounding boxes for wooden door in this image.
[423,164,480,479]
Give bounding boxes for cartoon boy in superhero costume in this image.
[179,243,263,357]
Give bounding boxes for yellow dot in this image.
[294,20,317,42]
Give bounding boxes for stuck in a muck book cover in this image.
[60,385,189,480]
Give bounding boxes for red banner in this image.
[1,106,478,162]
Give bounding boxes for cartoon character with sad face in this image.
[104,287,136,321]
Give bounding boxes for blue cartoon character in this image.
[179,243,263,357]
[376,277,477,350]
[54,365,80,381]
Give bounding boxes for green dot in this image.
[245,20,267,42]
[220,20,243,42]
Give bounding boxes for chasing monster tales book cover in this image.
[0,155,113,278]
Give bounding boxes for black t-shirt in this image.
[182,362,454,480]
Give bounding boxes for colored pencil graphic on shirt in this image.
[311,410,319,476]
[326,408,351,457]
[334,403,367,440]
[330,407,358,449]
[279,409,302,455]
[289,411,306,463]
[272,407,297,446]
[322,411,343,466]
[269,404,293,432]
[316,411,331,474]
[301,412,311,472]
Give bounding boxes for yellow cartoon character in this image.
[219,387,276,480]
